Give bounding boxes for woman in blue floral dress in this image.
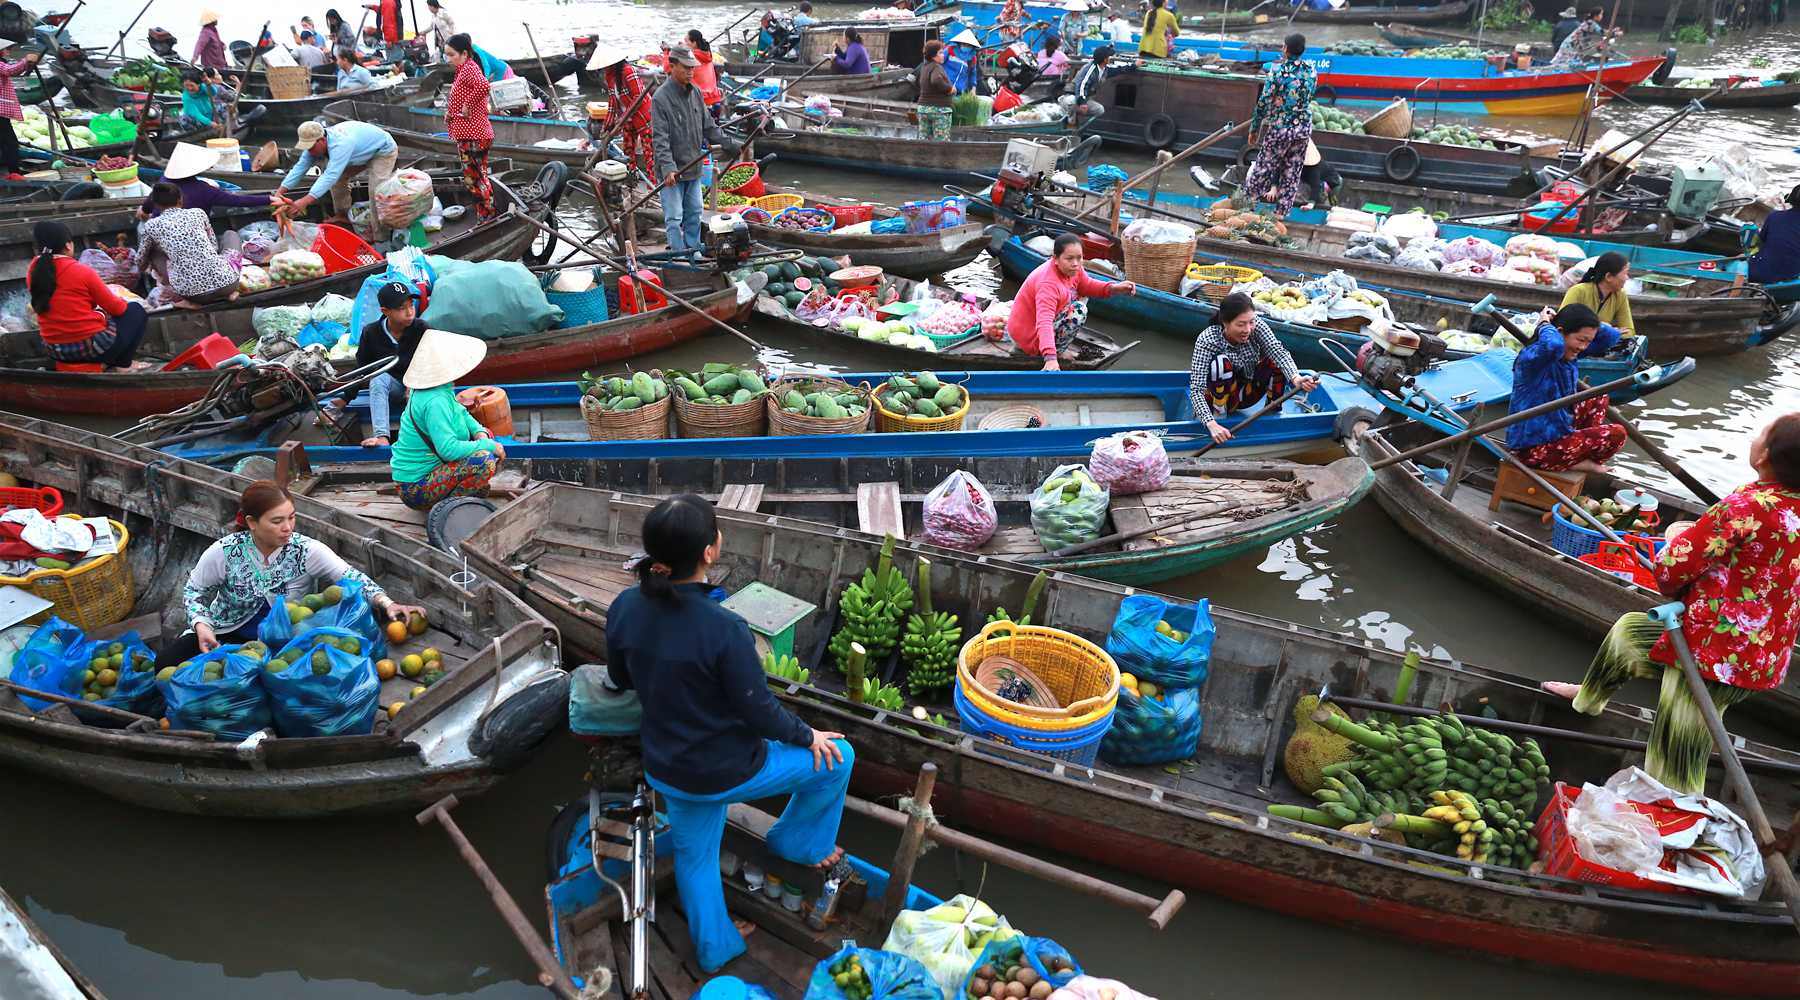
[1242,33,1316,218]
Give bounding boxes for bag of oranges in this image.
[258,575,388,661]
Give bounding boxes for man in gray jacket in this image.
[652,46,732,255]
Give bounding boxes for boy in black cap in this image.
[354,280,426,446]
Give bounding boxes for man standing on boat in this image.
[276,119,401,246]
[1242,33,1316,218]
[1188,292,1317,443]
[652,46,734,258]
[1007,233,1136,370]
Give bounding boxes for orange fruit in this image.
[375,658,396,681]
[407,610,428,636]
[385,620,408,644]
[400,654,424,678]
[387,701,405,719]
[158,717,170,730]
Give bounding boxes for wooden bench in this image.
[1490,463,1586,514]
[856,482,903,539]
[719,484,765,513]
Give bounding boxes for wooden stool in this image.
[1490,463,1586,513]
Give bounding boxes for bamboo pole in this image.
[1071,121,1248,224]
[103,0,155,61]
[1366,370,1652,471]
[522,23,560,120]
[877,763,937,935]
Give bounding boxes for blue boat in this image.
[993,234,1696,402]
[160,362,1517,467]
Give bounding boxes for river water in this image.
[7,1,1796,997]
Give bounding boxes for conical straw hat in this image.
[404,328,488,389]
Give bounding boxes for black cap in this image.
[1093,44,1115,62]
[376,281,414,308]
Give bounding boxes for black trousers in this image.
[0,118,19,174]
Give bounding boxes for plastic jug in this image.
[456,386,515,438]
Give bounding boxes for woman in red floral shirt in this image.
[591,44,656,187]
[443,33,494,220]
[1553,414,1800,793]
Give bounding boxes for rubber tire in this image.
[1383,144,1421,183]
[1755,301,1800,345]
[544,797,586,883]
[468,670,570,772]
[533,159,570,212]
[1141,113,1177,149]
[1236,143,1259,169]
[425,495,497,555]
[1314,83,1338,106]
[1333,405,1378,445]
[1652,46,1677,85]
[58,181,103,202]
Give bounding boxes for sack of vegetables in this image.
[803,944,940,1000]
[257,575,389,661]
[1088,430,1169,496]
[1099,684,1201,766]
[1103,594,1213,688]
[922,470,997,551]
[959,935,1084,1000]
[1028,465,1108,553]
[882,894,1017,1000]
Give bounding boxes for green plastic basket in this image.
[87,117,138,145]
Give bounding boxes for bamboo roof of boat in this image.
[454,484,1800,994]
[0,414,561,818]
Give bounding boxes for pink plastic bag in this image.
[1089,431,1170,496]
[1049,977,1159,1000]
[922,470,997,551]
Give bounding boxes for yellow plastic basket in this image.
[1185,263,1263,301]
[872,383,971,433]
[754,193,806,213]
[955,620,1119,732]
[0,517,134,631]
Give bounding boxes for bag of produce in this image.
[78,248,126,285]
[1028,465,1108,553]
[697,977,780,1000]
[421,259,564,339]
[374,168,437,229]
[568,664,644,737]
[1440,258,1490,277]
[238,264,272,294]
[269,249,328,285]
[881,894,1017,1000]
[803,944,940,1000]
[257,575,390,662]
[1104,594,1213,687]
[1089,431,1169,496]
[272,220,321,256]
[80,631,162,715]
[959,935,1083,1000]
[1378,210,1437,243]
[1505,255,1559,285]
[262,626,381,738]
[1392,243,1444,272]
[158,644,275,741]
[239,234,276,265]
[1441,235,1506,269]
[251,303,312,340]
[1121,217,1196,245]
[1504,232,1561,262]
[310,292,356,327]
[922,470,998,551]
[1048,977,1158,1000]
[1100,684,1202,765]
[6,616,88,710]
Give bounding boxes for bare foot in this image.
[813,846,845,871]
[171,298,201,310]
[1540,681,1580,701]
[1568,460,1610,475]
[360,436,390,447]
[731,917,757,938]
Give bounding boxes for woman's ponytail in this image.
[634,494,720,603]
[28,220,70,316]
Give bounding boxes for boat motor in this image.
[988,137,1064,214]
[588,158,630,212]
[704,213,752,271]
[1354,320,1448,394]
[146,27,179,60]
[1666,162,1725,220]
[764,15,801,63]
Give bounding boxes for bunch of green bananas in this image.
[853,676,907,711]
[761,652,810,686]
[901,557,961,695]
[828,537,912,673]
[985,570,1050,630]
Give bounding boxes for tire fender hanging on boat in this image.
[1382,144,1421,183]
[1753,301,1800,347]
[58,180,103,202]
[1142,114,1177,150]
[522,160,571,265]
[1236,143,1260,169]
[1652,47,1677,85]
[469,669,571,772]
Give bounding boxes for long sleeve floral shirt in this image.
[183,531,384,632]
[1252,56,1316,135]
[1650,481,1800,690]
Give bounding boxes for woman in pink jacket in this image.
[1005,233,1135,370]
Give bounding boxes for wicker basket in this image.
[266,65,312,101]
[956,619,1119,731]
[1122,233,1197,293]
[1362,99,1413,140]
[0,518,134,631]
[579,371,671,440]
[765,376,872,436]
[1185,263,1262,301]
[976,404,1047,430]
[754,193,805,213]
[872,382,971,433]
[674,392,768,439]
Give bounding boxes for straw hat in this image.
[200,9,220,25]
[948,27,982,47]
[1558,5,1578,15]
[586,41,632,71]
[162,142,219,180]
[405,329,488,389]
[294,120,326,152]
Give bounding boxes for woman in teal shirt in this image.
[389,329,504,510]
[178,68,228,130]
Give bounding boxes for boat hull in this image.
[324,99,597,168]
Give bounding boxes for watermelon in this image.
[783,291,804,308]
[780,261,801,281]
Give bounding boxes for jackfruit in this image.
[1282,694,1356,793]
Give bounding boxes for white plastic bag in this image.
[310,292,355,327]
[1089,431,1169,496]
[1120,218,1196,245]
[374,167,435,229]
[1049,977,1160,1000]
[237,264,271,294]
[1567,782,1664,875]
[922,470,998,551]
[251,304,312,340]
[881,894,1016,1000]
[1378,210,1437,243]
[1603,766,1766,899]
[268,249,327,284]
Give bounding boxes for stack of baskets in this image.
[953,620,1121,766]
[579,369,671,441]
[1122,229,1197,293]
[0,515,134,631]
[1184,263,1262,302]
[765,375,871,436]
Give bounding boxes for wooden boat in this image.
[719,59,926,102]
[1179,9,1286,31]
[72,63,433,129]
[0,268,743,420]
[1626,79,1800,109]
[18,111,262,163]
[1294,0,1479,24]
[752,119,1075,183]
[992,233,1696,399]
[324,99,597,170]
[0,415,562,817]
[1350,421,1800,732]
[740,216,989,280]
[752,271,1138,371]
[460,485,1800,995]
[1376,21,1511,47]
[1,884,105,1000]
[162,357,1517,467]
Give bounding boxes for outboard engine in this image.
[1353,321,1448,393]
[766,16,800,62]
[146,27,179,60]
[704,213,752,271]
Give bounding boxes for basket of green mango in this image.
[872,372,970,432]
[577,369,671,440]
[670,363,770,438]
[765,375,871,436]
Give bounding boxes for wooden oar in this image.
[522,23,560,120]
[226,19,273,133]
[1651,602,1800,938]
[1067,120,1248,224]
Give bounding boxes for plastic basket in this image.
[825,203,875,228]
[955,620,1119,731]
[872,382,971,433]
[579,371,671,440]
[1185,262,1261,301]
[1549,506,1666,560]
[310,223,382,274]
[1576,540,1658,588]
[93,163,139,184]
[774,206,835,233]
[753,193,804,213]
[0,517,133,631]
[1534,782,1687,893]
[540,273,612,329]
[953,680,1112,766]
[0,486,62,517]
[924,325,981,348]
[720,161,766,197]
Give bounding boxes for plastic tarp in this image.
[421,257,564,340]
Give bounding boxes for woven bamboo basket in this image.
[266,65,312,101]
[579,371,671,440]
[1185,263,1263,301]
[765,377,872,436]
[1363,99,1413,140]
[0,518,134,631]
[1122,234,1197,293]
[872,382,971,433]
[674,392,767,438]
[976,404,1048,430]
[956,620,1119,731]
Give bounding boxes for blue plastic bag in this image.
[296,319,347,348]
[90,631,163,716]
[1103,594,1214,689]
[262,626,381,737]
[959,935,1085,998]
[1099,686,1202,766]
[803,945,939,1000]
[158,644,274,741]
[690,976,780,1000]
[257,575,387,662]
[7,616,86,710]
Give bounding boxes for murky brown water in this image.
[7,2,1794,997]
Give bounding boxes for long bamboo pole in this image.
[1069,121,1247,224]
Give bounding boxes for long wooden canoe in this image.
[0,415,562,817]
[1626,79,1800,108]
[1,884,105,1000]
[0,269,745,420]
[753,119,1076,184]
[1351,421,1800,732]
[324,99,597,169]
[74,63,434,129]
[1294,0,1479,24]
[460,485,1800,995]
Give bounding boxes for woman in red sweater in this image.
[26,221,147,367]
[1005,233,1135,370]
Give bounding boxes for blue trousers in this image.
[366,371,407,439]
[660,177,705,254]
[648,739,854,972]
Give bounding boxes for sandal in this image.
[360,436,391,447]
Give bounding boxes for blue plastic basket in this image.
[953,679,1113,767]
[1550,506,1666,560]
[541,272,612,330]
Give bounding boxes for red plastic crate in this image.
[161,333,242,372]
[1534,782,1686,893]
[0,486,62,517]
[824,203,874,229]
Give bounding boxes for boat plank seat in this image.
[720,483,766,512]
[856,482,903,539]
[1489,463,1586,513]
[591,817,634,861]
[536,555,638,607]
[1112,476,1308,550]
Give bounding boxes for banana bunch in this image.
[986,570,1049,630]
[901,557,961,695]
[1307,768,1420,827]
[1423,790,1494,863]
[762,652,810,686]
[829,536,913,672]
